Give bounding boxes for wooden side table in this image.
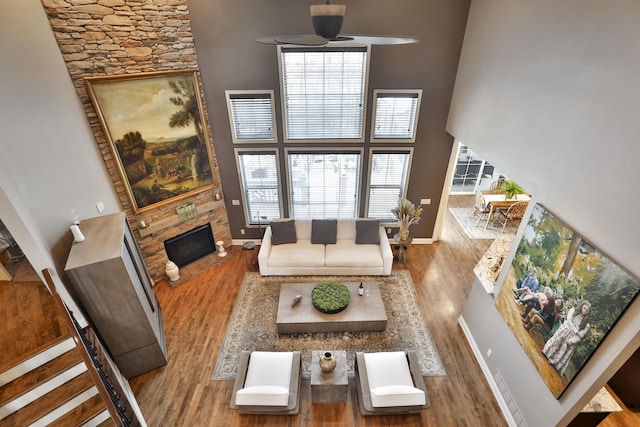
[310,350,348,403]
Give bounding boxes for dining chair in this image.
[489,179,505,192]
[496,201,528,232]
[470,190,491,226]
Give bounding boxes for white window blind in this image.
[226,91,276,142]
[367,151,412,220]
[372,90,422,141]
[287,151,361,219]
[236,151,281,223]
[279,46,368,141]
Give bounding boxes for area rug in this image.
[449,207,505,239]
[211,270,446,380]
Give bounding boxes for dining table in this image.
[480,191,531,229]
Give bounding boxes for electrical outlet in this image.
[486,348,493,358]
[386,228,391,235]
[96,201,105,213]
[420,198,431,205]
[232,199,240,206]
[240,229,245,235]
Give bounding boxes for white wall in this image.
[448,1,640,425]
[0,1,119,282]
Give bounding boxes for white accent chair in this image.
[230,351,302,414]
[355,350,429,415]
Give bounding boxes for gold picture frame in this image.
[86,70,214,213]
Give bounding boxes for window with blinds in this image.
[235,150,282,223]
[279,46,369,141]
[366,150,413,221]
[371,90,422,142]
[286,150,362,219]
[225,90,277,143]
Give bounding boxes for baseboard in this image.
[458,315,519,427]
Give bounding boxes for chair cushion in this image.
[235,351,294,407]
[363,351,426,407]
[311,219,337,244]
[370,385,426,408]
[235,385,289,406]
[270,220,297,245]
[355,219,380,244]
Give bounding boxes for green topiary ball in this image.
[311,281,351,314]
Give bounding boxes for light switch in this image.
[232,199,240,206]
[96,201,105,213]
[420,198,431,205]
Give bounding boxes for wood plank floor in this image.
[2,195,637,425]
[127,196,506,426]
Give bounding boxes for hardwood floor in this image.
[2,196,637,425]
[128,196,506,426]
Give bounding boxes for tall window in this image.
[450,143,505,194]
[279,46,369,141]
[225,90,277,143]
[371,90,422,142]
[366,150,412,221]
[286,150,362,219]
[235,150,281,224]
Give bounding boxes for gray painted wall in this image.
[0,1,120,283]
[186,0,470,240]
[448,1,640,425]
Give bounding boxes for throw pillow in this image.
[356,219,381,244]
[270,220,297,245]
[311,219,337,244]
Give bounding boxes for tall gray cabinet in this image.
[64,212,168,379]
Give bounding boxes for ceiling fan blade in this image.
[257,34,419,46]
[257,34,330,46]
[344,35,419,45]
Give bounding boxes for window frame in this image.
[225,90,278,143]
[365,148,414,223]
[278,44,371,143]
[234,148,283,226]
[370,89,422,143]
[284,147,365,219]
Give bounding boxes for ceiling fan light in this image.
[310,3,346,39]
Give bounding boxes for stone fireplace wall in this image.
[41,0,231,281]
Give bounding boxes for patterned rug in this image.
[449,207,505,239]
[211,270,446,380]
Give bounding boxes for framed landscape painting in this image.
[495,203,640,398]
[86,70,214,213]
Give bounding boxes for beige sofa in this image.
[258,219,393,276]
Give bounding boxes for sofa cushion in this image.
[356,219,381,244]
[325,240,383,267]
[311,219,337,244]
[268,239,326,267]
[270,220,297,245]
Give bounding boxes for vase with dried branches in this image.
[391,198,423,241]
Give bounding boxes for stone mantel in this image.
[138,199,224,238]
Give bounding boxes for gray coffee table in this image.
[276,281,387,334]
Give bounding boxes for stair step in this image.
[0,367,93,426]
[0,347,83,407]
[44,389,106,427]
[0,337,76,387]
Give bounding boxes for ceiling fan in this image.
[257,1,419,46]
